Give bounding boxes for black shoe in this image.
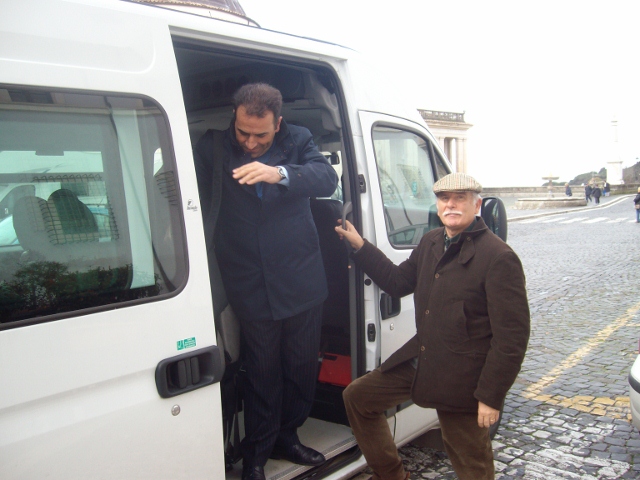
[242,465,266,480]
[270,442,326,466]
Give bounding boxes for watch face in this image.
[278,167,286,179]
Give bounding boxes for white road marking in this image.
[582,217,608,224]
[558,217,588,223]
[504,448,630,479]
[606,217,629,223]
[540,217,567,223]
[519,217,545,224]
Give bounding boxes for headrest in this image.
[48,189,99,244]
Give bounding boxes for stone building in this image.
[418,109,472,173]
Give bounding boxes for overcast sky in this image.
[239,0,640,187]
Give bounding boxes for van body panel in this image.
[0,1,159,74]
[0,264,224,480]
[394,403,440,446]
[344,135,380,373]
[1,378,221,479]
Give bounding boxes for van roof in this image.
[128,0,357,52]
[129,0,259,26]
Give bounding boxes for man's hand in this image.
[477,401,500,429]
[335,219,365,250]
[233,162,281,185]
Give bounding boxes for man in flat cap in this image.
[335,173,530,480]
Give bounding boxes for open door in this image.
[358,111,447,364]
[357,110,446,443]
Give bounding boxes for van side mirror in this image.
[481,196,508,242]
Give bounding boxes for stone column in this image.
[607,161,624,185]
[609,118,624,184]
[444,138,453,166]
[456,137,467,173]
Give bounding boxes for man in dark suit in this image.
[194,83,338,480]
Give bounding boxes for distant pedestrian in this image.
[585,184,593,203]
[565,183,572,196]
[603,181,611,197]
[634,187,640,223]
[592,185,602,205]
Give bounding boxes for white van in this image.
[0,1,507,479]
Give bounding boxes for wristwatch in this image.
[276,166,287,181]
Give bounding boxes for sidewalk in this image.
[502,194,632,221]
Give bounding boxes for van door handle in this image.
[342,201,353,227]
[340,201,354,249]
[380,293,401,320]
[155,346,225,398]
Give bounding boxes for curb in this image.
[508,194,633,222]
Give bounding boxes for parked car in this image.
[629,346,640,429]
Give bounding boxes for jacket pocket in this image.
[435,301,474,354]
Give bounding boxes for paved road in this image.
[395,194,640,479]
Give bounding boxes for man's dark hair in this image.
[233,83,282,125]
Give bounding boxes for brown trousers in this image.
[343,363,494,480]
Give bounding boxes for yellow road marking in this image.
[522,301,640,416]
[523,393,631,419]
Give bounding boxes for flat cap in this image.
[433,173,482,194]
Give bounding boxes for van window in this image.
[0,87,187,327]
[431,143,450,180]
[372,125,439,247]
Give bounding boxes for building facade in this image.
[418,109,472,173]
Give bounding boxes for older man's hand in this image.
[477,401,500,429]
[335,219,365,250]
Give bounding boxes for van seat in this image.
[310,198,350,355]
[12,196,53,260]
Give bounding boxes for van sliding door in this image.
[0,2,225,478]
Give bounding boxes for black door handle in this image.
[380,293,401,320]
[155,345,225,398]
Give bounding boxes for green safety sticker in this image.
[177,337,196,351]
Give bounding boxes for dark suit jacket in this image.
[194,120,338,321]
[352,218,530,413]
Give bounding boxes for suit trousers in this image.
[239,304,323,467]
[343,363,495,480]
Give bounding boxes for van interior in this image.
[174,40,361,480]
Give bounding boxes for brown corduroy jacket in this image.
[352,218,530,413]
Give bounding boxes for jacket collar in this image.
[428,217,488,265]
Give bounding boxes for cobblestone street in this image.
[395,194,640,479]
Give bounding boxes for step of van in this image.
[225,417,356,480]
